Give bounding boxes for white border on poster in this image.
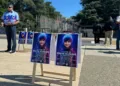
[49,33,54,61]
[77,34,81,63]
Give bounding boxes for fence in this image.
[36,15,79,33]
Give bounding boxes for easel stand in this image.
[18,44,25,52]
[32,63,76,86]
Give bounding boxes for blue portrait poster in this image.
[31,33,51,64]
[27,32,34,44]
[56,34,78,67]
[18,31,27,44]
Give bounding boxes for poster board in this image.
[18,31,27,44]
[27,32,34,44]
[56,33,78,67]
[31,33,51,64]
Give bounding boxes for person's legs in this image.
[109,30,113,45]
[94,34,97,43]
[96,35,98,43]
[5,26,11,51]
[116,39,119,49]
[97,34,100,43]
[11,26,17,52]
[104,31,108,44]
[116,30,120,49]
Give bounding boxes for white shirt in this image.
[116,16,120,23]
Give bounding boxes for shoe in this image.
[5,50,11,52]
[9,51,16,54]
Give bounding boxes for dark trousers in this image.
[116,30,120,49]
[5,26,16,51]
[94,34,100,43]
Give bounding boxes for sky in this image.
[45,0,82,18]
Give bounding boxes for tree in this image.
[73,0,120,25]
[81,0,103,24]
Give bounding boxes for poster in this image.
[27,32,34,44]
[56,33,78,67]
[18,31,27,44]
[31,33,51,64]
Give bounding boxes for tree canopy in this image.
[72,0,120,25]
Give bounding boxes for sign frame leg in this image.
[23,44,25,51]
[40,63,44,76]
[18,44,20,51]
[32,62,37,84]
[72,68,76,81]
[69,67,73,86]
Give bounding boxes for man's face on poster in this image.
[21,34,24,38]
[39,39,45,46]
[30,34,33,38]
[64,40,71,48]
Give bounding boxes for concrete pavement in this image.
[79,45,120,86]
[0,37,120,86]
[0,39,84,86]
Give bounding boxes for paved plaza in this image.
[0,35,120,86]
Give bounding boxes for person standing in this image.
[103,17,114,45]
[1,4,19,53]
[93,22,102,44]
[116,16,120,50]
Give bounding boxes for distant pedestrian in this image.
[103,17,114,45]
[93,21,102,44]
[1,4,19,53]
[116,16,120,50]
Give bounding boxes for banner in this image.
[27,32,34,44]
[56,34,78,67]
[31,33,51,64]
[18,31,27,44]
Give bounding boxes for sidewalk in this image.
[0,39,120,86]
[0,34,19,39]
[0,39,84,86]
[79,45,120,86]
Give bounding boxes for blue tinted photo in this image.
[18,31,27,44]
[27,32,34,44]
[56,34,78,67]
[31,33,51,64]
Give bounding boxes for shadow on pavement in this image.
[0,75,69,86]
[0,75,41,86]
[34,75,69,86]
[100,51,120,54]
[35,77,69,86]
[0,82,40,86]
[0,50,6,53]
[83,48,116,51]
